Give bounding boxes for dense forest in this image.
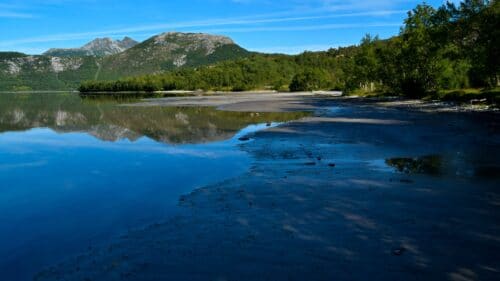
[80,0,499,99]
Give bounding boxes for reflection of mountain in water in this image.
[0,93,307,144]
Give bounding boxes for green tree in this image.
[458,0,499,87]
[399,4,441,97]
[289,68,332,92]
[353,34,381,92]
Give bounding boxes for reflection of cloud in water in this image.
[301,117,409,125]
[0,123,281,159]
[0,160,48,170]
[0,93,308,145]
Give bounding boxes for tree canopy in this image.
[80,1,499,98]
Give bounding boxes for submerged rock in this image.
[392,247,406,256]
[399,179,414,184]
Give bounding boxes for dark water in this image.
[0,93,306,280]
[317,105,500,181]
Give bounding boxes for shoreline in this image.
[34,94,500,281]
[1,89,496,112]
[125,92,499,113]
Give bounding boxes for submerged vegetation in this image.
[79,0,499,101]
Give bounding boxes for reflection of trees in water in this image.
[386,154,500,179]
[0,93,307,144]
[385,155,442,175]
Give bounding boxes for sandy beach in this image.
[127,92,497,113]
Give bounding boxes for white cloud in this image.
[0,11,33,18]
[0,9,404,47]
[0,3,34,18]
[205,22,401,33]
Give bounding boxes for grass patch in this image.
[427,88,500,105]
[345,89,396,98]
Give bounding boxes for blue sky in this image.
[0,0,460,54]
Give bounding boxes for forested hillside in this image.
[80,0,499,99]
[0,33,250,91]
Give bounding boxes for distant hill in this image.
[97,32,250,80]
[43,37,139,57]
[0,32,251,91]
[0,54,99,91]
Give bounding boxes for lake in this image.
[0,93,307,280]
[2,93,500,281]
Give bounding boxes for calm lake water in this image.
[0,93,306,280]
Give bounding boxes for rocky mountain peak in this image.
[154,32,234,43]
[152,32,235,55]
[44,37,138,57]
[119,37,138,48]
[80,37,139,55]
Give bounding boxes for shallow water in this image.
[0,93,306,280]
[24,97,500,281]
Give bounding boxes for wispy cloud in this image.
[0,11,34,18]
[227,0,409,11]
[319,0,411,11]
[0,9,404,47]
[205,22,401,33]
[0,3,34,18]
[0,160,47,170]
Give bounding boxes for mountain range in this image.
[0,32,251,91]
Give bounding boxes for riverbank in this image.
[34,95,500,281]
[3,89,497,112]
[127,92,498,113]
